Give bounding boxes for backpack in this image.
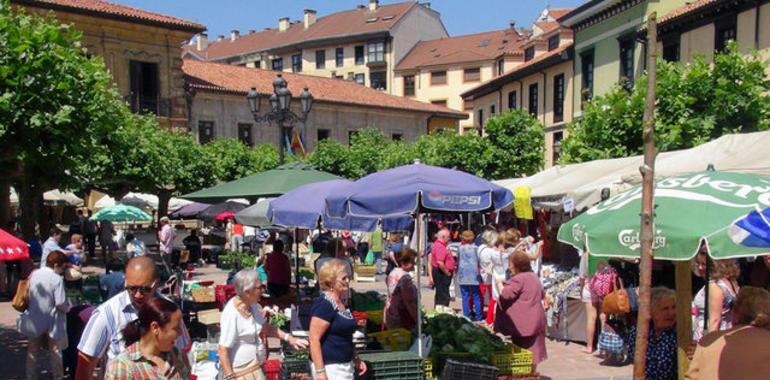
[589,264,618,299]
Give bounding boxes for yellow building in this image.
[14,0,206,130]
[461,19,575,168]
[183,0,447,96]
[655,0,770,70]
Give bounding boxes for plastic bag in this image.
[409,334,432,359]
[364,250,375,265]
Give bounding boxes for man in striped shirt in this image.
[74,256,189,380]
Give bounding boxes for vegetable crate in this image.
[428,352,475,377]
[423,357,434,380]
[280,355,310,380]
[440,358,499,380]
[369,328,413,351]
[354,264,378,279]
[366,309,384,326]
[491,344,534,375]
[359,351,423,380]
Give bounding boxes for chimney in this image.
[304,9,317,29]
[369,0,379,11]
[230,29,239,41]
[423,2,431,8]
[248,29,256,34]
[509,20,516,29]
[278,17,290,32]
[216,34,224,42]
[196,33,207,50]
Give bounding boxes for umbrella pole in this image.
[295,228,300,289]
[416,213,423,358]
[633,13,658,380]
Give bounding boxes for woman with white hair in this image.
[478,230,499,325]
[218,270,307,380]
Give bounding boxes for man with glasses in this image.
[74,256,189,379]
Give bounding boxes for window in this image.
[403,75,415,96]
[548,35,560,51]
[253,60,261,69]
[392,133,402,141]
[528,83,538,117]
[497,59,505,76]
[129,60,159,114]
[552,131,564,163]
[355,45,365,65]
[237,123,253,147]
[619,37,635,90]
[463,100,473,111]
[292,54,302,72]
[715,15,737,53]
[490,104,496,116]
[367,41,385,62]
[315,50,325,69]
[336,48,344,67]
[431,99,447,108]
[355,73,365,85]
[508,91,517,110]
[662,38,680,62]
[348,130,356,145]
[463,67,481,82]
[553,74,565,123]
[580,50,594,106]
[198,121,214,144]
[430,71,447,86]
[272,58,283,71]
[477,109,484,128]
[524,46,535,61]
[370,71,386,90]
[317,128,330,142]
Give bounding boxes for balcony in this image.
[126,94,173,117]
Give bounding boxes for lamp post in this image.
[246,74,314,163]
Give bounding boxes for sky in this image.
[114,0,585,39]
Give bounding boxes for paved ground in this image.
[0,260,631,379]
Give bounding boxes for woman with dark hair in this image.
[104,297,189,380]
[383,248,418,330]
[494,248,547,368]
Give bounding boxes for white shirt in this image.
[159,224,176,254]
[219,298,267,367]
[17,267,66,340]
[489,248,511,301]
[40,237,62,269]
[477,244,496,285]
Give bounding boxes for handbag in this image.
[602,277,630,315]
[589,264,618,299]
[12,270,34,312]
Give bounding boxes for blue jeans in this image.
[460,285,483,321]
[373,251,383,273]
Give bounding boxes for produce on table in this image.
[351,290,384,311]
[264,305,289,328]
[298,269,315,280]
[423,312,506,363]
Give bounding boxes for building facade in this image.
[558,0,689,118]
[14,0,206,130]
[183,0,447,96]
[461,17,575,168]
[183,60,466,151]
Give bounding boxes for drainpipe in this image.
[755,0,761,50]
[519,81,524,109]
[498,89,503,115]
[541,71,547,125]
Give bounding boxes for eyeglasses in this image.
[126,285,154,294]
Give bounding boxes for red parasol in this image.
[214,211,236,222]
[0,228,30,261]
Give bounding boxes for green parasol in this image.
[91,204,152,222]
[181,162,341,203]
[558,170,770,260]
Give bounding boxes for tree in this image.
[203,138,279,182]
[484,109,545,178]
[561,43,770,164]
[0,3,134,237]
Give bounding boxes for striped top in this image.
[77,291,190,363]
[104,342,190,380]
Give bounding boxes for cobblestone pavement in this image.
[0,262,631,379]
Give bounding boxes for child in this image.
[456,230,483,321]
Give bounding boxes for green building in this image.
[558,0,689,117]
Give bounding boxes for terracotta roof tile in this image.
[395,28,525,70]
[16,0,206,32]
[547,8,573,20]
[182,59,466,119]
[658,0,718,25]
[198,1,419,60]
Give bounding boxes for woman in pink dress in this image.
[494,248,547,367]
[383,248,418,330]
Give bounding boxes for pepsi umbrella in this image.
[0,228,29,261]
[324,162,514,357]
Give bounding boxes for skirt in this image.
[512,332,548,365]
[310,361,354,380]
[231,358,267,380]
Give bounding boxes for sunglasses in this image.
[126,284,154,294]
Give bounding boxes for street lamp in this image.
[247,74,313,163]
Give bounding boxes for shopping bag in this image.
[601,278,630,315]
[364,250,375,265]
[12,272,33,312]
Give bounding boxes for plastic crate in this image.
[366,309,384,325]
[441,358,499,380]
[354,264,378,277]
[359,351,423,380]
[429,352,474,376]
[215,284,236,310]
[423,357,434,380]
[280,355,310,380]
[369,328,413,351]
[263,359,281,380]
[491,344,534,375]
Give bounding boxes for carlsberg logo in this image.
[618,229,667,250]
[587,174,770,215]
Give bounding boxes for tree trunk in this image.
[17,179,41,240]
[36,191,50,239]
[157,189,172,222]
[633,13,658,380]
[0,181,11,229]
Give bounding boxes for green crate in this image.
[280,356,309,380]
[440,358,498,380]
[359,351,423,380]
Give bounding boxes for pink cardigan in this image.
[494,272,546,338]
